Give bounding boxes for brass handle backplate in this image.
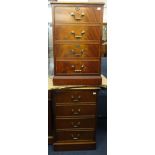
[71,121,81,128]
[71,134,80,140]
[71,95,81,102]
[72,109,81,115]
[71,49,84,57]
[70,11,85,20]
[71,31,85,39]
[71,65,85,73]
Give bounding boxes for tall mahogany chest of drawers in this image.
[52,2,104,86]
[50,1,104,151]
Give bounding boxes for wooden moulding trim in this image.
[54,40,100,44]
[54,23,102,26]
[54,42,100,45]
[53,141,96,151]
[53,76,102,86]
[50,1,105,5]
[53,76,101,79]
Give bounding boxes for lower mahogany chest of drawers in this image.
[52,89,99,151]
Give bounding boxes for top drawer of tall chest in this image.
[53,5,103,24]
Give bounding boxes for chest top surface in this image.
[50,1,104,5]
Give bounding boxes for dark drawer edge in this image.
[48,136,54,144]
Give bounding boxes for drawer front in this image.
[56,117,96,129]
[56,130,95,142]
[56,104,96,116]
[55,25,101,41]
[55,60,100,75]
[54,44,100,58]
[55,90,97,103]
[54,6,103,24]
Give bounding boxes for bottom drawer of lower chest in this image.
[56,130,95,142]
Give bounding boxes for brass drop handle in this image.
[71,49,84,57]
[71,65,75,68]
[72,109,81,115]
[71,121,81,128]
[71,134,80,140]
[70,12,85,20]
[74,69,82,72]
[74,65,85,72]
[71,31,85,39]
[71,65,85,73]
[71,95,81,102]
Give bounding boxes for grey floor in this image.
[48,57,107,155]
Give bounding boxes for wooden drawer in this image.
[56,130,95,142]
[56,104,96,116]
[55,90,97,103]
[54,6,103,24]
[55,60,100,75]
[55,25,101,41]
[56,117,96,129]
[54,44,100,59]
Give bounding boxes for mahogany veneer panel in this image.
[55,60,100,75]
[54,44,100,59]
[56,117,96,129]
[56,104,96,117]
[54,6,103,24]
[55,25,101,41]
[55,90,97,103]
[56,130,95,142]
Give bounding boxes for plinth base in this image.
[53,76,102,86]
